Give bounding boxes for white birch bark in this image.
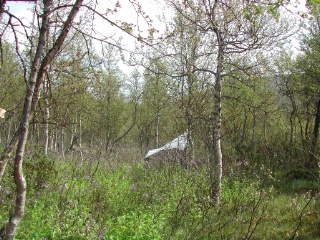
[61,125,65,157]
[43,76,50,155]
[209,33,223,204]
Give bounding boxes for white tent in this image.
[145,132,187,158]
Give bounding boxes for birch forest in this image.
[0,0,320,239]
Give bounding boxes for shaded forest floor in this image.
[0,148,319,239]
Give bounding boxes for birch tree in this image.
[304,0,320,171]
[0,0,151,237]
[0,1,85,237]
[276,0,320,171]
[161,0,292,204]
[139,57,174,149]
[0,42,24,145]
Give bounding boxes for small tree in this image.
[0,0,85,238]
[160,0,292,204]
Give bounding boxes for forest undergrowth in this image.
[0,146,319,240]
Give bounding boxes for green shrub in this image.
[1,151,318,239]
[24,149,57,192]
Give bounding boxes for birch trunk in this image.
[78,116,83,159]
[0,1,52,237]
[6,120,11,145]
[0,0,84,238]
[43,73,50,155]
[155,76,160,148]
[156,114,160,148]
[0,0,83,181]
[209,31,223,205]
[0,0,51,183]
[186,126,195,164]
[79,116,82,148]
[61,125,65,157]
[52,129,57,152]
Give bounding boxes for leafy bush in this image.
[24,147,57,192]
[0,149,318,239]
[222,178,261,204]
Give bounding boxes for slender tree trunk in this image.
[0,0,5,24]
[61,125,65,157]
[242,108,247,143]
[53,128,58,152]
[6,120,11,146]
[156,113,160,148]
[252,79,257,148]
[253,107,256,144]
[186,124,194,163]
[210,78,223,204]
[78,116,83,159]
[49,129,54,152]
[185,80,195,168]
[155,75,160,148]
[0,94,29,240]
[305,103,311,141]
[34,111,40,144]
[0,132,19,182]
[185,43,196,166]
[307,99,320,170]
[79,116,82,148]
[285,80,298,144]
[43,76,50,155]
[289,108,295,144]
[209,32,223,205]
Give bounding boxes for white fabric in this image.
[0,108,6,119]
[145,132,187,158]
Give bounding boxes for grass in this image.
[0,150,319,239]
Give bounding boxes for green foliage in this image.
[0,152,318,239]
[137,57,183,149]
[222,178,260,203]
[2,0,316,239]
[105,210,166,239]
[308,0,320,7]
[24,146,57,192]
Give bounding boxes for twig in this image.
[290,192,315,240]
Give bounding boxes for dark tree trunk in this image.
[307,99,320,170]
